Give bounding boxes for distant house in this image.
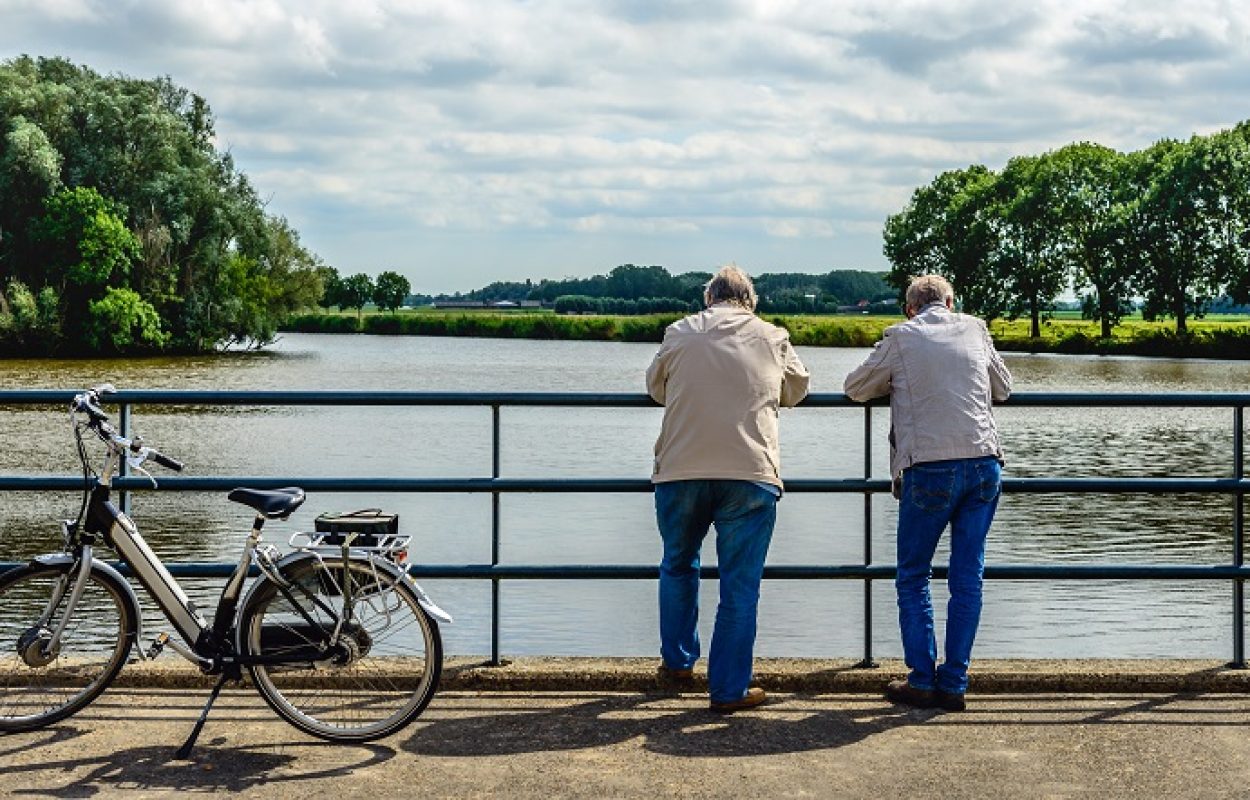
[431,299,544,310]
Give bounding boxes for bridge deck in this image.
[4,687,1248,798]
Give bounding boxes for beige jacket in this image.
[647,304,810,488]
[843,302,1011,481]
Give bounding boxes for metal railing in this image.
[1,389,1246,667]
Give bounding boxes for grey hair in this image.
[905,274,955,310]
[704,265,758,311]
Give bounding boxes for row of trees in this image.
[0,56,326,354]
[884,124,1250,337]
[318,268,411,319]
[551,295,694,315]
[418,264,894,313]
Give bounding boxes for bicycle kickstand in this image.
[175,673,230,760]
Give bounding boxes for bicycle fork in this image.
[20,545,96,668]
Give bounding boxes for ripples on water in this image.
[1,337,1247,659]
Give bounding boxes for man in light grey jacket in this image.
[844,274,1011,712]
[647,265,809,713]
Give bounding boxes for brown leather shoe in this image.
[885,678,935,709]
[657,664,695,683]
[709,687,767,714]
[934,690,966,712]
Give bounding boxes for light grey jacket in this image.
[843,302,1011,481]
[647,304,810,488]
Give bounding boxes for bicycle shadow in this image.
[1,730,396,797]
[402,694,917,759]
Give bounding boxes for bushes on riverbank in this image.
[996,325,1250,359]
[284,312,1250,359]
[285,312,685,342]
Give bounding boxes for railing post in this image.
[857,404,878,668]
[119,402,131,516]
[1232,405,1245,669]
[490,403,502,666]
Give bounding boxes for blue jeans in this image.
[896,456,1001,695]
[655,480,777,703]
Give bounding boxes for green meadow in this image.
[284,309,1250,359]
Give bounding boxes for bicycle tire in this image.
[0,561,135,732]
[238,555,442,742]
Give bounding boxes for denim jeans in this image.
[655,480,777,703]
[896,456,1001,695]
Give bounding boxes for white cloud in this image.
[2,0,1248,290]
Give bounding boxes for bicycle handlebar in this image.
[147,450,184,472]
[72,384,186,473]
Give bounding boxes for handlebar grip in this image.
[149,451,184,472]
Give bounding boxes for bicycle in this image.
[0,384,450,756]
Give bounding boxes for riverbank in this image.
[283,311,1250,358]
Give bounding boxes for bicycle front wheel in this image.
[0,562,135,732]
[238,556,442,742]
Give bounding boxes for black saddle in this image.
[227,486,306,519]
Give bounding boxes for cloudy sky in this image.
[2,0,1248,293]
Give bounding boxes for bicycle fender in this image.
[406,579,453,625]
[31,553,145,650]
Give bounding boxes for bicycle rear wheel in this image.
[238,556,442,742]
[0,562,135,732]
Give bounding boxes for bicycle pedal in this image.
[146,632,170,659]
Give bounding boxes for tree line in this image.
[0,56,325,355]
[884,124,1250,337]
[318,268,411,320]
[409,263,895,315]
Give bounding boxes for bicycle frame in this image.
[81,481,238,660]
[41,385,452,671]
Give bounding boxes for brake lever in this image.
[124,453,159,488]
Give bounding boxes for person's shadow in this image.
[402,693,917,758]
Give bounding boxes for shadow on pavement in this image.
[1,730,396,797]
[402,694,915,758]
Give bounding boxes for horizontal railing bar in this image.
[2,390,1250,408]
[3,562,1249,580]
[1,476,1246,494]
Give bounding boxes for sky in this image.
[2,0,1248,294]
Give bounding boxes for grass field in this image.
[284,308,1250,358]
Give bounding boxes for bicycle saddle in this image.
[227,487,306,518]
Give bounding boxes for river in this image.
[2,333,1248,660]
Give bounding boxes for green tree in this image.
[673,271,713,305]
[0,56,325,354]
[1040,143,1132,338]
[31,186,139,290]
[316,265,344,309]
[84,286,168,353]
[1136,132,1249,333]
[988,154,1070,338]
[373,270,411,312]
[340,273,374,321]
[883,165,1007,320]
[0,116,63,281]
[0,280,60,352]
[605,264,677,299]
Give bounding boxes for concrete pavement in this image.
[4,687,1250,798]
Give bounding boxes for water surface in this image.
[1,335,1247,660]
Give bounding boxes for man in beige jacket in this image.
[844,273,1011,712]
[646,265,809,712]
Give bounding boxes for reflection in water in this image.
[1,336,1248,659]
